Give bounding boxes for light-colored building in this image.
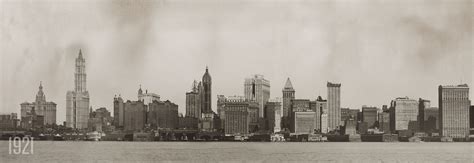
[439,84,470,138]
[138,86,160,105]
[66,50,90,129]
[327,82,341,131]
[244,74,270,118]
[282,78,295,118]
[321,113,328,133]
[20,82,57,125]
[390,97,419,131]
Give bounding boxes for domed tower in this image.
[201,66,212,113]
[36,81,46,103]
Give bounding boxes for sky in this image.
[0,0,472,124]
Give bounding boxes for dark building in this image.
[348,109,360,122]
[289,99,315,134]
[341,107,350,123]
[148,100,179,129]
[88,107,113,132]
[424,107,439,134]
[201,67,212,114]
[264,101,281,132]
[470,105,474,129]
[0,113,19,130]
[113,95,125,128]
[362,106,377,128]
[418,98,430,132]
[178,116,198,129]
[124,100,146,131]
[21,107,44,129]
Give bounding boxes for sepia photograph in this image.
[0,0,473,162]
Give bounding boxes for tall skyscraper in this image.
[186,81,201,118]
[314,96,326,132]
[245,74,270,118]
[389,97,419,132]
[418,98,430,132]
[66,50,90,129]
[439,84,470,138]
[201,67,212,114]
[327,82,341,131]
[113,95,124,128]
[20,82,57,125]
[282,78,295,117]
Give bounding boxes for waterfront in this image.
[0,141,473,162]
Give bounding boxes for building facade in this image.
[424,107,439,134]
[378,112,390,133]
[223,97,250,136]
[390,97,419,132]
[327,82,341,131]
[123,100,146,131]
[315,96,327,132]
[244,74,270,118]
[66,50,90,129]
[148,100,179,129]
[418,98,430,132]
[20,82,57,125]
[186,81,201,118]
[362,106,378,128]
[113,95,125,128]
[264,101,281,132]
[439,84,470,138]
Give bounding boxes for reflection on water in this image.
[0,141,473,162]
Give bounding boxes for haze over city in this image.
[1,0,472,124]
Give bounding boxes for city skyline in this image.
[1,0,472,125]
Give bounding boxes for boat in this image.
[325,134,349,142]
[361,134,383,142]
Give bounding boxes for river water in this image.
[1,141,473,162]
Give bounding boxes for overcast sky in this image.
[1,0,472,124]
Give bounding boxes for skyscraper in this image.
[418,98,430,132]
[245,74,270,118]
[66,50,90,129]
[282,78,295,118]
[390,97,419,132]
[20,82,57,125]
[327,82,341,131]
[186,81,201,118]
[201,67,212,114]
[439,84,470,138]
[113,95,124,128]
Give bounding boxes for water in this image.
[1,141,473,162]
